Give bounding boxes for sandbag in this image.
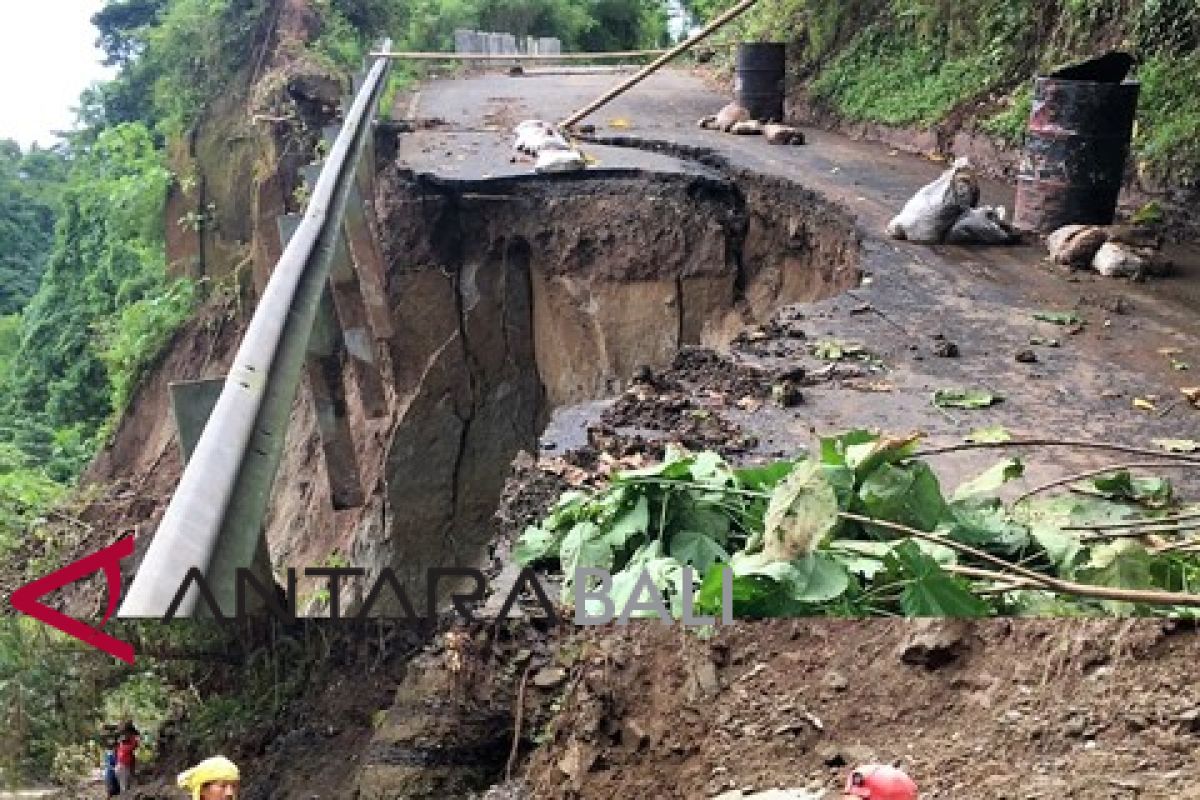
[513,120,570,156]
[1093,241,1146,278]
[730,120,764,135]
[946,206,1020,245]
[1045,224,1108,266]
[886,157,981,244]
[764,123,804,145]
[535,149,586,173]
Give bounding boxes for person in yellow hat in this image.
[177,756,241,799]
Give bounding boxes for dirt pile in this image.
[521,620,1200,799]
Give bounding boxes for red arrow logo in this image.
[9,536,136,664]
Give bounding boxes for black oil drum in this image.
[1013,76,1140,233]
[735,43,786,122]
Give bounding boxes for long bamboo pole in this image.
[558,0,761,129]
[368,50,668,61]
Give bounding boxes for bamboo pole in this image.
[558,0,761,129]
[368,50,668,61]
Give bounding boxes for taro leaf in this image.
[514,525,563,566]
[1033,310,1083,325]
[696,564,797,618]
[830,540,892,581]
[670,530,731,574]
[857,461,950,533]
[939,497,1031,556]
[690,450,734,486]
[844,433,921,478]
[888,540,992,617]
[673,495,732,544]
[733,552,850,604]
[819,430,878,467]
[951,458,1025,501]
[734,460,796,490]
[761,460,841,560]
[604,495,650,550]
[561,522,613,574]
[1015,495,1130,573]
[1153,438,1200,454]
[820,464,857,510]
[616,447,696,482]
[1085,471,1173,509]
[933,389,1002,409]
[546,491,592,530]
[966,425,1012,444]
[1075,540,1157,613]
[609,544,683,618]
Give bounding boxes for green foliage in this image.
[100,277,197,413]
[518,431,1200,619]
[809,0,1036,126]
[0,122,179,482]
[0,141,69,315]
[1134,53,1200,183]
[979,83,1032,144]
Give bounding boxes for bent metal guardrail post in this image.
[119,41,393,619]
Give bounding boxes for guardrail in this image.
[118,40,394,618]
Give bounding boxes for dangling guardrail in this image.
[119,40,394,618]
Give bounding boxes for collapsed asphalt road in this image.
[395,67,1200,491]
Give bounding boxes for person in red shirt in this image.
[114,721,140,792]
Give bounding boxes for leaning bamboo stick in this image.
[368,50,667,61]
[558,0,761,129]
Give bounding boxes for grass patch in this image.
[979,83,1032,144]
[1133,53,1200,183]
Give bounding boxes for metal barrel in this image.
[734,42,786,122]
[1013,76,1140,233]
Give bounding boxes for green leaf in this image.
[857,461,949,533]
[732,552,850,604]
[829,540,892,580]
[690,450,733,486]
[844,433,921,478]
[670,530,731,574]
[734,460,796,490]
[1033,310,1083,325]
[932,388,1002,409]
[940,498,1031,555]
[761,460,841,559]
[560,522,613,574]
[1084,471,1173,509]
[889,541,992,617]
[819,430,878,467]
[951,458,1025,501]
[514,525,562,566]
[603,495,650,549]
[546,491,592,530]
[966,425,1012,444]
[696,564,796,618]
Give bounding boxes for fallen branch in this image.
[913,438,1200,464]
[1063,510,1200,532]
[1080,524,1200,542]
[1013,461,1200,506]
[506,661,533,782]
[839,511,1200,608]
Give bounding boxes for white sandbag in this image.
[513,120,570,156]
[535,148,586,173]
[945,205,1020,245]
[1093,241,1146,278]
[729,120,764,135]
[886,157,981,244]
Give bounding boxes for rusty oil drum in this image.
[735,43,786,122]
[1013,76,1140,233]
